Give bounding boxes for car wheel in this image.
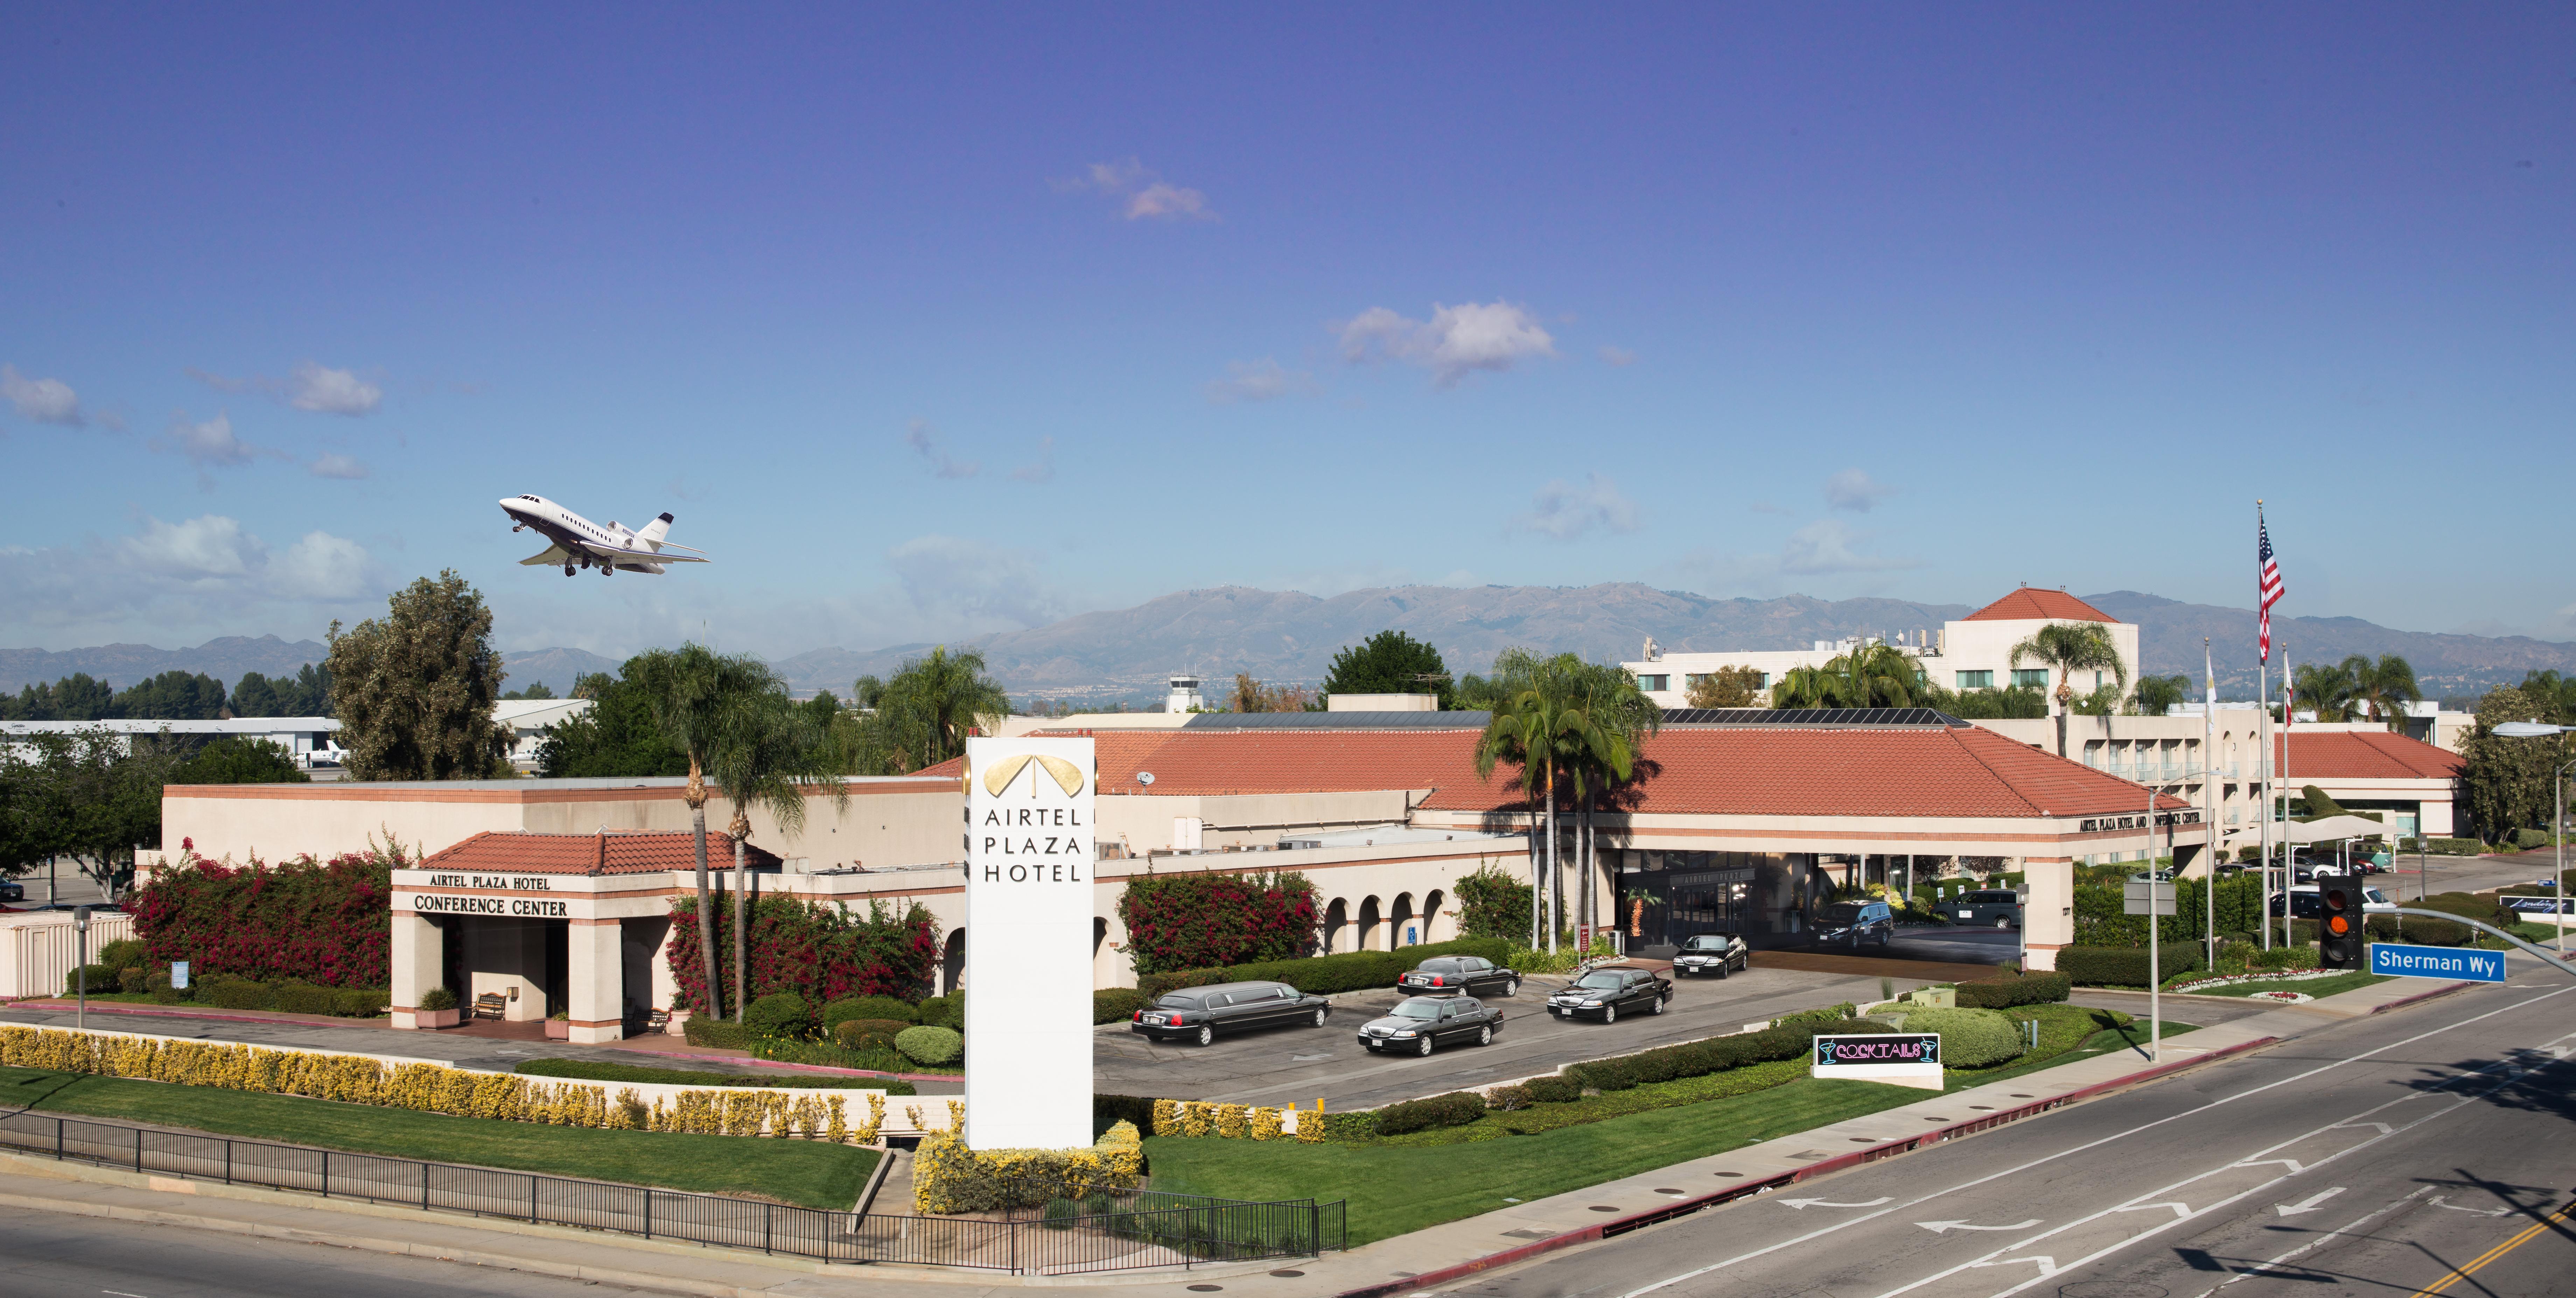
[1194,1025,1213,1047]
[1994,915,2010,930]
[1601,1003,1618,1025]
[1477,1025,1493,1047]
[1311,1007,1327,1028]
[1415,1034,1434,1057]
[1503,977,1519,997]
[1878,929,1891,948]
[1716,961,1730,980]
[1650,994,1667,1015]
[1852,932,1864,950]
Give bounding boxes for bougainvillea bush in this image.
[124,839,397,988]
[665,894,939,1016]
[1116,869,1317,977]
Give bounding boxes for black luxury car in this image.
[1354,995,1503,1054]
[1396,955,1521,997]
[1947,890,2022,929]
[1129,980,1331,1046]
[1544,965,1671,1022]
[1670,933,1748,978]
[1811,899,1896,949]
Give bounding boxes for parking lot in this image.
[1094,959,1951,1111]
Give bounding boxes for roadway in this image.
[0,1209,663,1297]
[1438,966,2576,1298]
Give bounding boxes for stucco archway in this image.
[1358,896,1383,951]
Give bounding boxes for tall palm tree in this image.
[2292,660,2360,723]
[1771,664,1845,709]
[2343,654,2419,731]
[854,645,1013,772]
[708,691,849,1020]
[2008,622,2128,757]
[1836,644,1922,707]
[633,643,781,1020]
[1567,661,1660,947]
[1475,656,1585,952]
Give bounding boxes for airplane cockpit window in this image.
[520,495,540,501]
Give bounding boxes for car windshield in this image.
[1682,936,1730,951]
[1821,903,1868,925]
[1391,999,1441,1019]
[1574,971,1627,989]
[2365,888,2389,905]
[1418,959,1457,973]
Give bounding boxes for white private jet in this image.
[498,494,712,577]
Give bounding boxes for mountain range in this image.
[11,586,2572,704]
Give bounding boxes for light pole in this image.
[2492,722,2574,953]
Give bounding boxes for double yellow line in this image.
[2408,1196,2576,1296]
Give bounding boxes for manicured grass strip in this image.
[1147,1076,1929,1245]
[0,1065,874,1211]
[2189,971,2389,999]
[1951,1020,2200,1089]
[514,1058,909,1091]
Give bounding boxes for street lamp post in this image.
[2492,722,2574,954]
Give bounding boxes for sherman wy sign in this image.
[963,736,1096,1150]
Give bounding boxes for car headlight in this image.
[1391,1030,1416,1038]
[1580,998,1602,1007]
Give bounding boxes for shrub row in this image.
[751,1037,957,1076]
[1148,1098,1311,1142]
[1878,1007,2023,1067]
[1094,989,1148,1023]
[2057,942,2207,988]
[74,967,392,1018]
[1093,1093,1158,1141]
[822,995,921,1030]
[126,844,397,989]
[832,1018,913,1051]
[2367,913,2471,946]
[1372,1091,1487,1137]
[512,1058,908,1091]
[1568,1018,1898,1093]
[1135,937,1517,1001]
[912,1121,1145,1214]
[1955,972,2072,1009]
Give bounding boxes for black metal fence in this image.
[0,1110,1344,1274]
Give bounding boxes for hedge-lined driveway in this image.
[1094,963,1928,1111]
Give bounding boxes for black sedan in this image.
[1811,899,1896,950]
[1397,955,1521,997]
[1354,995,1502,1055]
[1670,933,1747,978]
[1544,966,1671,1023]
[1130,980,1331,1046]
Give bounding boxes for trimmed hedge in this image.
[2368,913,2471,946]
[1897,1008,2023,1067]
[204,978,273,1010]
[63,964,115,996]
[98,939,147,973]
[513,1057,912,1092]
[1522,1075,1581,1104]
[1094,1093,1158,1141]
[915,992,964,1030]
[271,982,337,1016]
[1955,972,2072,1009]
[683,1015,752,1050]
[333,989,392,1017]
[822,996,918,1030]
[1567,1018,1897,1093]
[1374,1091,1486,1137]
[1135,937,1518,1000]
[895,1025,963,1066]
[833,1018,912,1052]
[2057,942,2206,988]
[744,993,817,1041]
[1093,988,1147,1024]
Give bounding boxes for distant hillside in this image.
[2085,591,2576,697]
[498,647,625,697]
[0,637,623,699]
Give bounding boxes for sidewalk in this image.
[0,976,2478,1298]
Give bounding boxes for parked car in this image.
[1948,889,2023,929]
[0,879,22,903]
[1129,980,1331,1046]
[2270,883,2396,918]
[1398,954,1521,997]
[1811,899,1897,949]
[1671,933,1748,978]
[1545,965,1671,1023]
[1354,995,1503,1055]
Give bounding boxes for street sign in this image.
[2500,895,2575,917]
[2123,879,2176,916]
[1813,1033,1943,1091]
[2368,942,2506,983]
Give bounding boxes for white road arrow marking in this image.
[2117,1202,2193,1219]
[1967,1255,2056,1272]
[1918,1218,2043,1233]
[2425,1195,2513,1218]
[2232,1157,2304,1173]
[2275,1187,2345,1216]
[1781,1196,1895,1210]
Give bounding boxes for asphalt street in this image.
[1441,965,2576,1298]
[0,1211,665,1298]
[1098,963,1922,1110]
[2388,847,2569,899]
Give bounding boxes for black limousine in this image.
[1130,980,1332,1046]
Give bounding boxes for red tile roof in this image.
[1963,588,2120,623]
[952,724,2182,820]
[2273,730,2463,781]
[417,830,782,876]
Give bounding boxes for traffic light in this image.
[2317,873,2364,969]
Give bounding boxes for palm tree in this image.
[854,645,1012,772]
[1771,664,1845,709]
[2343,654,2420,731]
[2292,660,2360,723]
[633,643,782,1020]
[1475,654,1585,952]
[2008,623,2128,757]
[1836,644,1921,707]
[708,691,849,1021]
[1566,661,1659,947]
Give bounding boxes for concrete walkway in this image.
[0,975,2481,1298]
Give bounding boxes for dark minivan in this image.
[1130,980,1331,1047]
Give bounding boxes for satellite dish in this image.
[1137,771,1156,786]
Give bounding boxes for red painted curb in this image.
[1330,1033,2281,1298]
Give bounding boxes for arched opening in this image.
[1421,888,1447,944]
[1358,896,1383,952]
[1323,898,1349,953]
[941,928,966,996]
[1391,892,1417,947]
[1093,916,1108,963]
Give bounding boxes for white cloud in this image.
[118,514,260,577]
[289,362,383,416]
[1513,473,1640,541]
[2,364,84,425]
[1063,157,1217,222]
[1779,519,1923,574]
[1204,358,1318,404]
[272,531,373,598]
[886,534,1060,628]
[1336,300,1558,387]
[0,513,383,645]
[155,411,271,474]
[1010,435,1057,484]
[1824,468,1896,512]
[309,452,369,479]
[1598,345,1637,367]
[903,419,980,479]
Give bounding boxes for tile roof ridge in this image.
[1944,726,2044,818]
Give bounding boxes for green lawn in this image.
[1148,1076,1930,1244]
[2189,971,2390,999]
[0,1066,875,1210]
[1953,1019,2202,1088]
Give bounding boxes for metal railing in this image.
[0,1110,1343,1275]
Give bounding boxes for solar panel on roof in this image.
[1657,707,1968,728]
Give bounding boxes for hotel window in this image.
[1956,670,1994,689]
[1637,674,1669,692]
[2011,669,2050,688]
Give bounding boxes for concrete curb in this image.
[2368,980,2473,1014]
[1328,1033,2283,1298]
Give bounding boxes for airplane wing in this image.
[518,545,573,566]
[582,542,711,563]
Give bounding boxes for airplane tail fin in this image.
[636,512,674,551]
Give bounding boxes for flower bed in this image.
[2168,967,2354,994]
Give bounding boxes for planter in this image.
[544,1019,572,1040]
[416,1008,461,1029]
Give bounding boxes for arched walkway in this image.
[1391,892,1417,947]
[1358,896,1383,952]
[941,928,966,995]
[1323,898,1349,953]
[1421,888,1447,944]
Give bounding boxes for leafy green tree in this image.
[1473,649,1639,952]
[632,643,785,1018]
[0,729,172,900]
[2132,674,2190,717]
[325,571,510,780]
[2518,671,2576,725]
[1684,666,1764,708]
[2008,623,2128,757]
[502,681,558,700]
[111,671,228,720]
[171,737,311,785]
[1917,683,2050,719]
[708,689,847,1021]
[227,664,332,717]
[227,671,286,717]
[1771,645,1922,709]
[2344,654,2419,729]
[1452,861,1533,941]
[2456,685,2569,845]
[0,673,117,721]
[852,646,1011,772]
[1320,631,1451,707]
[535,668,689,777]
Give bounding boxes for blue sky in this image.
[5,4,2570,660]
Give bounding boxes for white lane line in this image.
[1614,982,2576,1298]
[1781,1196,1895,1209]
[2275,1187,2346,1216]
[1918,1219,2042,1234]
[2189,1186,2435,1297]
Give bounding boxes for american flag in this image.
[2257,509,2284,663]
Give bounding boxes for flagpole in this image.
[2280,640,2294,950]
[2204,636,2219,970]
[2257,500,2273,952]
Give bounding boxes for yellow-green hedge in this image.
[912,1120,1144,1214]
[1150,1097,1320,1143]
[0,1025,862,1140]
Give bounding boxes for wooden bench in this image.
[472,992,508,1021]
[646,1008,671,1034]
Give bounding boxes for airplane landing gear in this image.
[562,564,575,577]
[512,524,525,532]
[600,563,613,576]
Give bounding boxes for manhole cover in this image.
[1500,1228,1552,1239]
[1588,1205,1620,1212]
[2011,1093,2035,1098]
[1187,1287,1223,1293]
[2055,1285,2169,1298]
[1714,1171,1744,1178]
[1850,1137,1877,1144]
[1970,1105,1995,1111]
[1654,1187,1685,1195]
[1269,1270,1305,1278]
